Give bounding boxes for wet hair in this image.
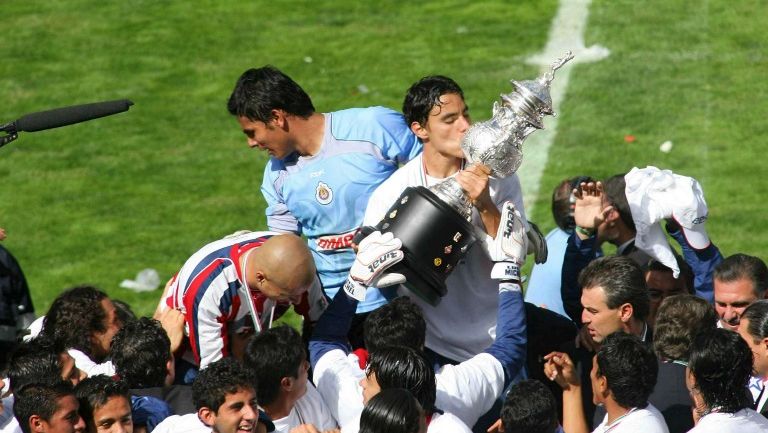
[602,174,635,232]
[366,346,436,415]
[579,256,650,321]
[74,375,131,427]
[742,300,768,341]
[596,332,658,409]
[111,317,171,388]
[41,285,111,359]
[364,296,426,353]
[360,388,423,433]
[501,379,558,433]
[227,65,315,122]
[192,358,256,413]
[13,381,77,433]
[402,75,465,127]
[7,337,64,392]
[552,176,594,232]
[653,295,717,362]
[713,253,768,298]
[244,325,305,406]
[688,328,752,414]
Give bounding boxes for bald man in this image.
[162,231,326,374]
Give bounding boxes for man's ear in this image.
[280,376,294,392]
[410,121,429,141]
[198,407,216,427]
[619,302,634,323]
[30,415,45,433]
[271,109,287,129]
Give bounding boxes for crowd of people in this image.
[1,65,767,433]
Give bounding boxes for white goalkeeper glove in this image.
[489,201,528,265]
[344,231,405,301]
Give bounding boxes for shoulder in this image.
[329,107,409,139]
[153,414,208,433]
[429,412,472,433]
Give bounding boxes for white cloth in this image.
[341,410,471,433]
[0,395,21,433]
[152,413,210,433]
[592,404,669,433]
[312,349,366,428]
[362,153,527,361]
[688,408,768,432]
[625,166,711,277]
[272,382,337,433]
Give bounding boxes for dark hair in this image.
[647,255,695,295]
[501,379,558,433]
[192,358,256,412]
[402,75,465,127]
[552,176,594,232]
[7,337,64,392]
[74,375,130,427]
[360,388,423,433]
[366,346,436,415]
[743,300,768,341]
[244,325,305,406]
[688,328,753,413]
[111,317,171,388]
[579,256,650,321]
[111,299,137,326]
[41,285,111,358]
[227,66,315,122]
[596,332,657,409]
[13,381,77,433]
[653,295,717,362]
[364,297,426,353]
[714,253,768,297]
[602,174,635,232]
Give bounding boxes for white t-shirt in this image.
[272,382,337,433]
[688,408,768,432]
[592,404,668,433]
[0,395,21,433]
[362,154,526,361]
[152,413,210,433]
[313,349,366,428]
[342,410,471,433]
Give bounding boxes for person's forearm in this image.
[562,386,589,433]
[309,286,358,368]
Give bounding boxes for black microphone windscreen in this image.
[16,99,134,132]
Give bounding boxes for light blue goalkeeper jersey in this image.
[261,106,422,313]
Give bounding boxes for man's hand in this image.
[543,351,580,391]
[526,220,548,264]
[573,181,611,238]
[345,231,405,301]
[455,163,495,211]
[0,227,6,242]
[158,308,185,353]
[490,201,527,264]
[574,324,600,352]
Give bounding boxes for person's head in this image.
[713,253,768,331]
[110,300,136,327]
[364,296,426,353]
[14,381,85,433]
[250,234,316,304]
[653,295,717,362]
[359,388,426,433]
[738,300,768,377]
[8,337,85,392]
[597,174,634,244]
[362,346,436,416]
[42,286,121,362]
[579,256,649,343]
[74,376,132,433]
[645,257,695,328]
[192,358,258,433]
[227,66,314,159]
[552,176,594,232]
[110,317,173,388]
[402,75,469,159]
[687,328,753,414]
[591,332,657,409]
[243,325,308,407]
[500,379,558,433]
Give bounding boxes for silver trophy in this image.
[377,52,574,305]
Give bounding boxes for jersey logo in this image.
[316,229,357,251]
[316,182,333,205]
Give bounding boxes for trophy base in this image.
[376,186,477,306]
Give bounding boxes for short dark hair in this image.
[552,176,594,232]
[111,317,171,388]
[743,300,768,341]
[579,256,650,321]
[244,325,305,406]
[7,337,64,392]
[501,379,558,433]
[13,381,77,433]
[227,66,315,122]
[647,255,695,295]
[653,295,717,362]
[596,332,657,409]
[41,285,111,358]
[402,75,465,127]
[74,375,131,427]
[602,174,635,232]
[364,297,426,353]
[366,346,436,415]
[360,388,423,433]
[688,328,753,413]
[192,358,256,413]
[714,253,768,297]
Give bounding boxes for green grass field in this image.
[1,0,765,317]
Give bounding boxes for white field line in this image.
[518,0,610,216]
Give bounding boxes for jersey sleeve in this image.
[435,353,505,427]
[261,159,301,234]
[361,107,422,164]
[312,349,365,428]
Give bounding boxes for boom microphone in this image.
[1,99,134,148]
